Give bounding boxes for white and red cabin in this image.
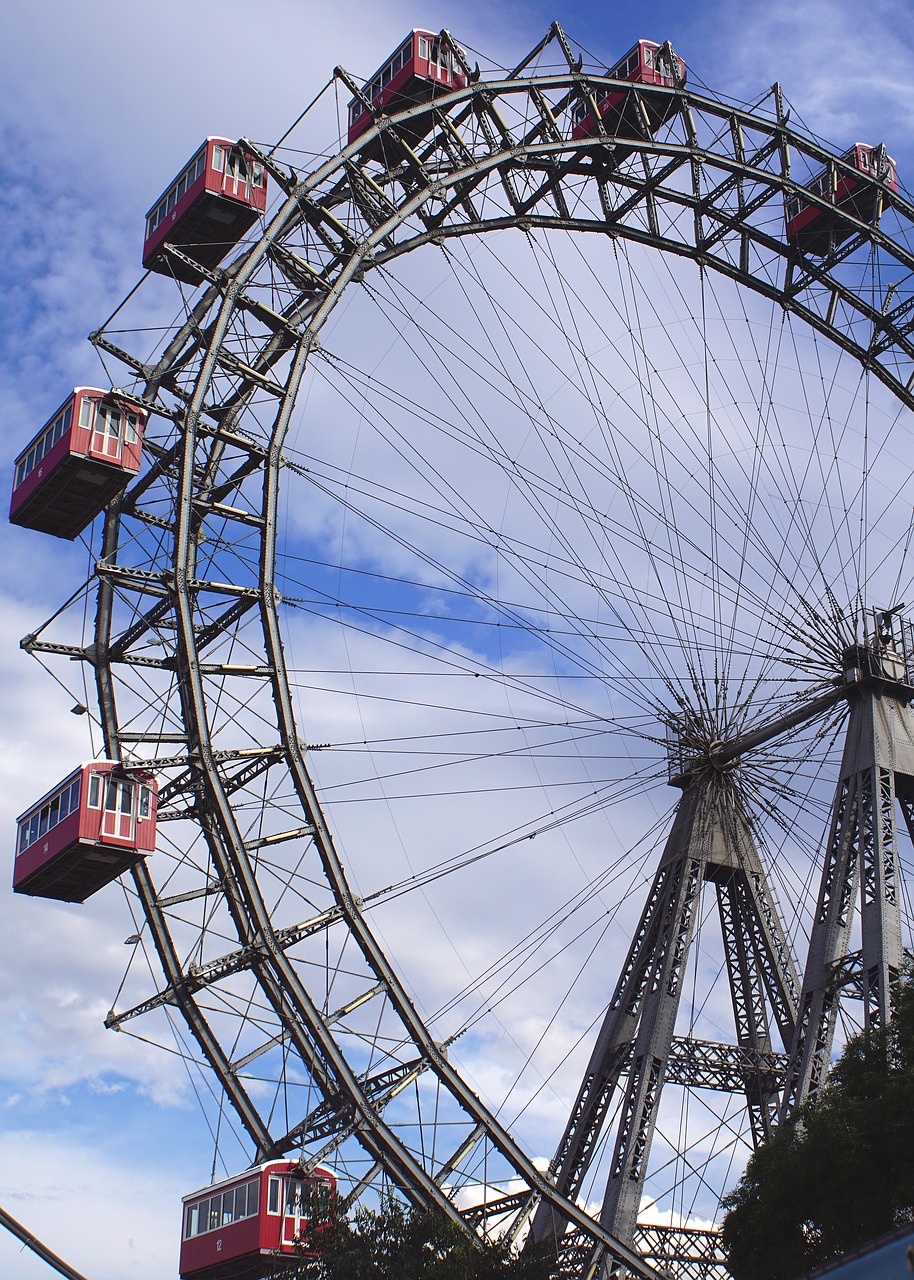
[13,762,157,903]
[347,30,468,155]
[143,138,268,284]
[179,1160,336,1280]
[785,143,898,255]
[570,39,685,142]
[9,388,147,540]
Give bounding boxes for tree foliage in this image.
[721,972,914,1280]
[275,1190,556,1280]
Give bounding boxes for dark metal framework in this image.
[22,23,914,1280]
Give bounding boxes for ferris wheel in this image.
[12,22,914,1280]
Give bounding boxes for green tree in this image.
[275,1190,556,1280]
[721,972,914,1280]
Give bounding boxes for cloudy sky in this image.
[2,1,914,1277]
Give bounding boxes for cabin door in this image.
[224,151,250,201]
[101,778,135,841]
[282,1178,305,1247]
[90,405,124,463]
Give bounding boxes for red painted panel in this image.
[348,30,468,145]
[14,762,158,902]
[143,138,267,278]
[10,390,147,539]
[570,40,685,142]
[179,1161,336,1280]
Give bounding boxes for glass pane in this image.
[38,806,49,837]
[268,1177,280,1214]
[138,787,150,819]
[105,779,118,812]
[28,813,39,846]
[70,779,81,812]
[285,1178,305,1215]
[208,1197,220,1231]
[184,1205,196,1238]
[221,1190,234,1225]
[246,1180,259,1217]
[212,145,224,172]
[80,398,94,428]
[234,1185,248,1219]
[17,822,27,853]
[119,782,132,815]
[49,796,60,827]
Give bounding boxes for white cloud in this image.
[0,1128,186,1280]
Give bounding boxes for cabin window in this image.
[138,786,151,820]
[268,1176,281,1214]
[88,774,102,808]
[285,1178,306,1215]
[418,36,429,59]
[183,1178,259,1239]
[16,775,80,853]
[212,145,225,173]
[15,401,76,483]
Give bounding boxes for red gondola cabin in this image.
[10,389,146,540]
[13,762,157,903]
[570,39,685,142]
[785,143,898,256]
[143,138,268,284]
[179,1160,336,1280]
[347,30,468,157]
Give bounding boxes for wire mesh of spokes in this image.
[23,23,914,1280]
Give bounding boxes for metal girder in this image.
[531,771,798,1253]
[662,1037,787,1094]
[783,645,912,1116]
[634,1225,728,1280]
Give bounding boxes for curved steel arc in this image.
[77,42,914,1278]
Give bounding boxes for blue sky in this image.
[2,1,914,1277]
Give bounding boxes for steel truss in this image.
[22,22,914,1280]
